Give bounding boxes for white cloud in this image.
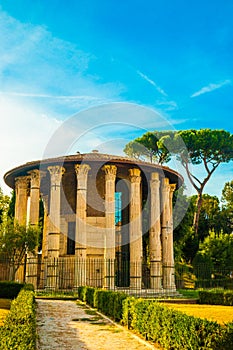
[0,96,62,194]
[0,9,123,111]
[0,91,101,100]
[191,79,231,98]
[155,99,178,111]
[137,70,167,96]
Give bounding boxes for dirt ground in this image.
[36,299,160,350]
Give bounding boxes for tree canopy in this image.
[197,231,233,271]
[124,129,233,236]
[124,131,173,164]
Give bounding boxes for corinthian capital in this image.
[48,165,65,184]
[15,176,30,190]
[75,164,91,178]
[169,184,176,193]
[129,168,141,184]
[102,165,117,181]
[28,169,40,188]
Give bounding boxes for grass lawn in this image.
[164,302,233,325]
[0,299,11,326]
[178,289,199,299]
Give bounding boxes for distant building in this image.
[4,152,183,294]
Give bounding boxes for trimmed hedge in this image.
[78,286,127,321]
[0,281,27,299]
[199,289,233,306]
[0,287,36,349]
[122,298,233,350]
[77,287,233,349]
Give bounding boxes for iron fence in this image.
[0,256,232,295]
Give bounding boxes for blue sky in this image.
[0,0,233,198]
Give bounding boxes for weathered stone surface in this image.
[10,153,181,293]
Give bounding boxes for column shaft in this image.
[161,178,176,291]
[26,170,41,288]
[149,172,162,290]
[15,176,29,226]
[47,166,65,259]
[46,165,65,290]
[28,170,40,225]
[102,165,117,289]
[129,168,142,289]
[74,164,90,287]
[41,195,49,259]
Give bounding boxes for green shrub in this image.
[0,288,36,349]
[122,298,230,349]
[77,286,87,302]
[199,290,233,306]
[86,287,97,307]
[0,281,26,299]
[78,288,233,349]
[77,287,127,322]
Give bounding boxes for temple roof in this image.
[4,151,184,189]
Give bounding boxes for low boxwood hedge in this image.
[78,286,127,321]
[77,287,233,349]
[122,298,233,350]
[199,289,233,306]
[0,281,26,299]
[0,287,36,349]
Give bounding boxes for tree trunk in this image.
[193,192,203,236]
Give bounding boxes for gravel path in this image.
[36,299,159,350]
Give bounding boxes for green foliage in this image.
[78,286,127,322]
[86,287,97,307]
[0,219,39,280]
[122,298,231,349]
[173,189,197,262]
[0,288,36,349]
[174,193,233,269]
[124,128,233,237]
[7,190,15,219]
[222,180,233,210]
[221,180,233,232]
[174,129,233,235]
[198,231,233,270]
[0,188,10,224]
[78,288,233,349]
[178,289,199,299]
[199,290,233,306]
[123,131,173,164]
[192,194,222,239]
[0,282,26,299]
[78,286,88,302]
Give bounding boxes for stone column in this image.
[41,195,49,259]
[46,165,65,290]
[161,178,176,291]
[168,183,176,288]
[74,163,90,287]
[149,172,162,291]
[28,170,40,226]
[102,165,117,289]
[14,176,29,282]
[129,168,142,289]
[15,176,29,226]
[26,170,41,288]
[40,194,49,289]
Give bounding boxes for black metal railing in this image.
[0,256,232,294]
